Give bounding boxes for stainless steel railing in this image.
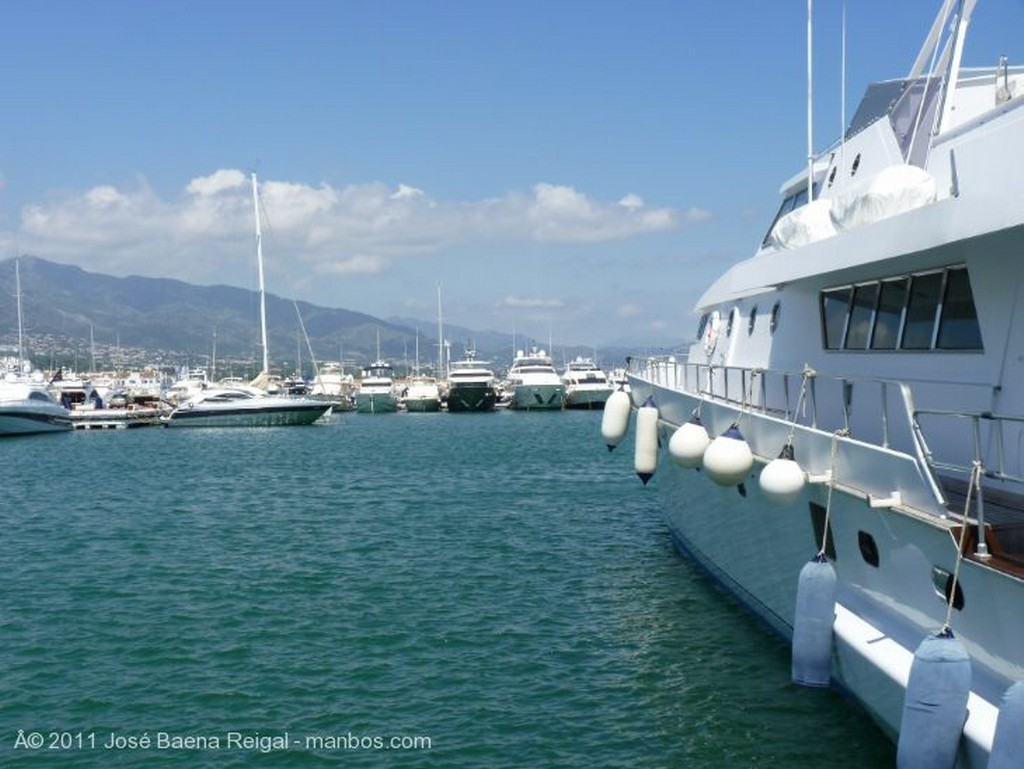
[628,356,1024,557]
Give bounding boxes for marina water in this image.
[3,410,894,767]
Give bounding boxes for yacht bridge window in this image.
[761,181,820,248]
[820,266,982,352]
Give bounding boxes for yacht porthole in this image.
[858,531,879,567]
[726,307,738,337]
[770,301,781,333]
[748,305,757,335]
[851,153,861,176]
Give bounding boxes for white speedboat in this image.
[445,349,498,413]
[355,360,399,413]
[506,348,564,410]
[616,3,1024,767]
[0,377,72,435]
[561,357,613,410]
[165,383,329,427]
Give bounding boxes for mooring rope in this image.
[942,459,982,633]
[786,365,816,448]
[818,427,850,558]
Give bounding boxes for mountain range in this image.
[0,256,667,374]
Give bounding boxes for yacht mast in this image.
[15,258,23,371]
[251,172,269,375]
[436,283,444,379]
[806,0,814,202]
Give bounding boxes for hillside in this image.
[0,256,667,374]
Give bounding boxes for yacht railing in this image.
[628,356,1024,558]
[628,357,923,447]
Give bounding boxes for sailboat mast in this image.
[436,283,444,379]
[15,258,23,371]
[251,172,269,375]
[806,0,814,203]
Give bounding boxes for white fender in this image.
[601,388,632,451]
[633,397,659,485]
[702,424,753,486]
[668,417,710,468]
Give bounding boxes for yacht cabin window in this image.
[761,182,819,248]
[870,279,909,350]
[821,288,852,350]
[844,284,879,349]
[937,268,984,349]
[820,266,981,352]
[902,272,944,349]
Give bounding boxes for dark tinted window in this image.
[901,272,943,349]
[870,279,908,350]
[821,288,851,350]
[845,284,879,349]
[936,268,982,349]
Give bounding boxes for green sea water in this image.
[2,410,895,767]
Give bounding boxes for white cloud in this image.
[319,254,390,276]
[186,169,247,197]
[499,296,565,309]
[12,169,693,288]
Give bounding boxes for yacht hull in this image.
[510,384,564,410]
[628,374,1015,768]
[446,384,497,413]
[165,400,330,428]
[563,388,611,410]
[403,397,441,413]
[355,393,398,414]
[0,405,72,435]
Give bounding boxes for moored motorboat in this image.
[615,3,1024,766]
[445,348,498,413]
[505,347,564,411]
[355,360,399,414]
[165,383,330,427]
[0,376,72,435]
[561,357,613,410]
[309,363,355,411]
[401,375,442,412]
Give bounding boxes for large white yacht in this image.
[445,349,498,413]
[505,348,565,411]
[615,2,1024,766]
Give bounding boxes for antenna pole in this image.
[807,0,814,202]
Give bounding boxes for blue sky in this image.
[2,1,1023,348]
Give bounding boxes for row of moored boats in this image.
[0,349,628,435]
[318,348,628,414]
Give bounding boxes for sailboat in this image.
[166,173,332,428]
[401,330,441,412]
[0,258,72,436]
